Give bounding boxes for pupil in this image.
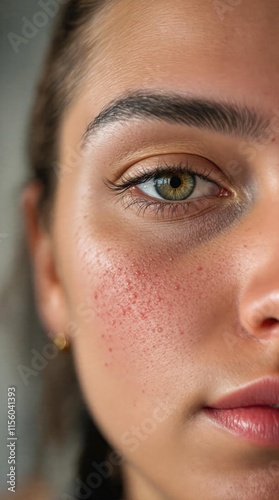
[170,175,182,189]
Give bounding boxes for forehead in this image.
[88,0,279,104]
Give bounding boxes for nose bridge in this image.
[244,196,279,276]
[238,193,279,337]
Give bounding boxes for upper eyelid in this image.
[105,160,224,193]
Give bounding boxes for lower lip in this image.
[204,406,279,447]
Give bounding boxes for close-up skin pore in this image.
[23,0,279,499]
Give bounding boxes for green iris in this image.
[154,173,196,201]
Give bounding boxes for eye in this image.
[137,171,220,201]
[104,157,232,221]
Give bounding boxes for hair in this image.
[29,0,111,223]
[28,1,124,498]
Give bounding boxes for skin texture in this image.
[24,0,279,498]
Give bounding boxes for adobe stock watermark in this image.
[223,330,241,352]
[223,298,279,352]
[17,299,92,386]
[214,0,244,21]
[268,461,279,478]
[52,138,84,182]
[60,450,124,500]
[60,398,172,500]
[7,0,67,54]
[224,108,279,178]
[238,108,279,163]
[120,398,172,453]
[17,341,63,386]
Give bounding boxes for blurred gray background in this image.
[0,1,79,496]
[0,0,53,285]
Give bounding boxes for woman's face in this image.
[31,0,279,498]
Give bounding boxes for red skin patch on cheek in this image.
[86,247,210,384]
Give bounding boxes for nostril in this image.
[250,298,279,328]
[262,318,279,328]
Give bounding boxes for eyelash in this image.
[105,161,229,219]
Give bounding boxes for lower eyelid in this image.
[119,192,223,220]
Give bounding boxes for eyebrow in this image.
[82,90,270,145]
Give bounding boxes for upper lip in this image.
[208,377,279,409]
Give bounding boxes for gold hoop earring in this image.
[53,335,71,352]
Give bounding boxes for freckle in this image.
[141,389,145,394]
[105,362,108,367]
[109,347,113,352]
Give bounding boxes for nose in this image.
[240,284,279,335]
[239,198,279,340]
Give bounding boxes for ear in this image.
[22,181,70,342]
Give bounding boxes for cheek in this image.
[66,230,236,451]
[71,239,222,390]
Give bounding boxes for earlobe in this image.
[21,181,70,343]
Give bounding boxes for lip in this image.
[208,377,279,408]
[204,377,279,447]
